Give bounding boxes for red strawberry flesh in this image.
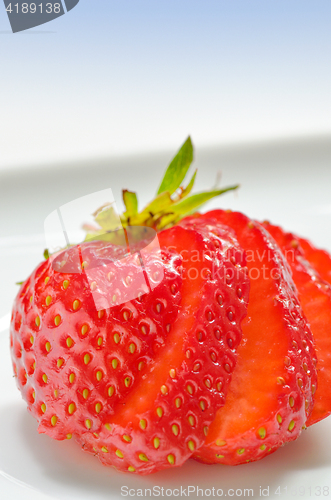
[192,210,317,466]
[298,236,331,285]
[264,222,331,426]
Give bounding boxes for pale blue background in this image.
[1,1,331,169]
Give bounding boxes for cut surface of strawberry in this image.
[298,236,331,285]
[10,218,249,474]
[191,210,317,466]
[264,222,331,426]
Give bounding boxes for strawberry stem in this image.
[87,137,239,236]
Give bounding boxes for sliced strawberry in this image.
[10,219,249,474]
[263,222,331,426]
[191,210,317,466]
[75,219,249,474]
[298,236,331,285]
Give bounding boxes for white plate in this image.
[1,140,331,499]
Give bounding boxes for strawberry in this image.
[298,236,331,285]
[73,219,249,473]
[12,136,326,475]
[10,138,249,474]
[263,222,331,426]
[191,210,317,466]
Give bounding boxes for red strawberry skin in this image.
[11,244,183,440]
[190,210,317,466]
[263,222,331,426]
[10,219,249,474]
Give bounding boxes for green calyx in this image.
[86,136,239,236]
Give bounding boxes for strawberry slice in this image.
[263,222,331,426]
[191,210,317,466]
[298,236,331,285]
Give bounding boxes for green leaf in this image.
[84,229,106,242]
[142,191,173,214]
[16,281,24,286]
[172,185,239,215]
[85,230,128,247]
[129,191,173,226]
[153,213,181,230]
[122,190,138,219]
[80,137,241,238]
[157,136,194,196]
[44,249,50,260]
[94,204,121,231]
[181,169,197,198]
[156,185,239,229]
